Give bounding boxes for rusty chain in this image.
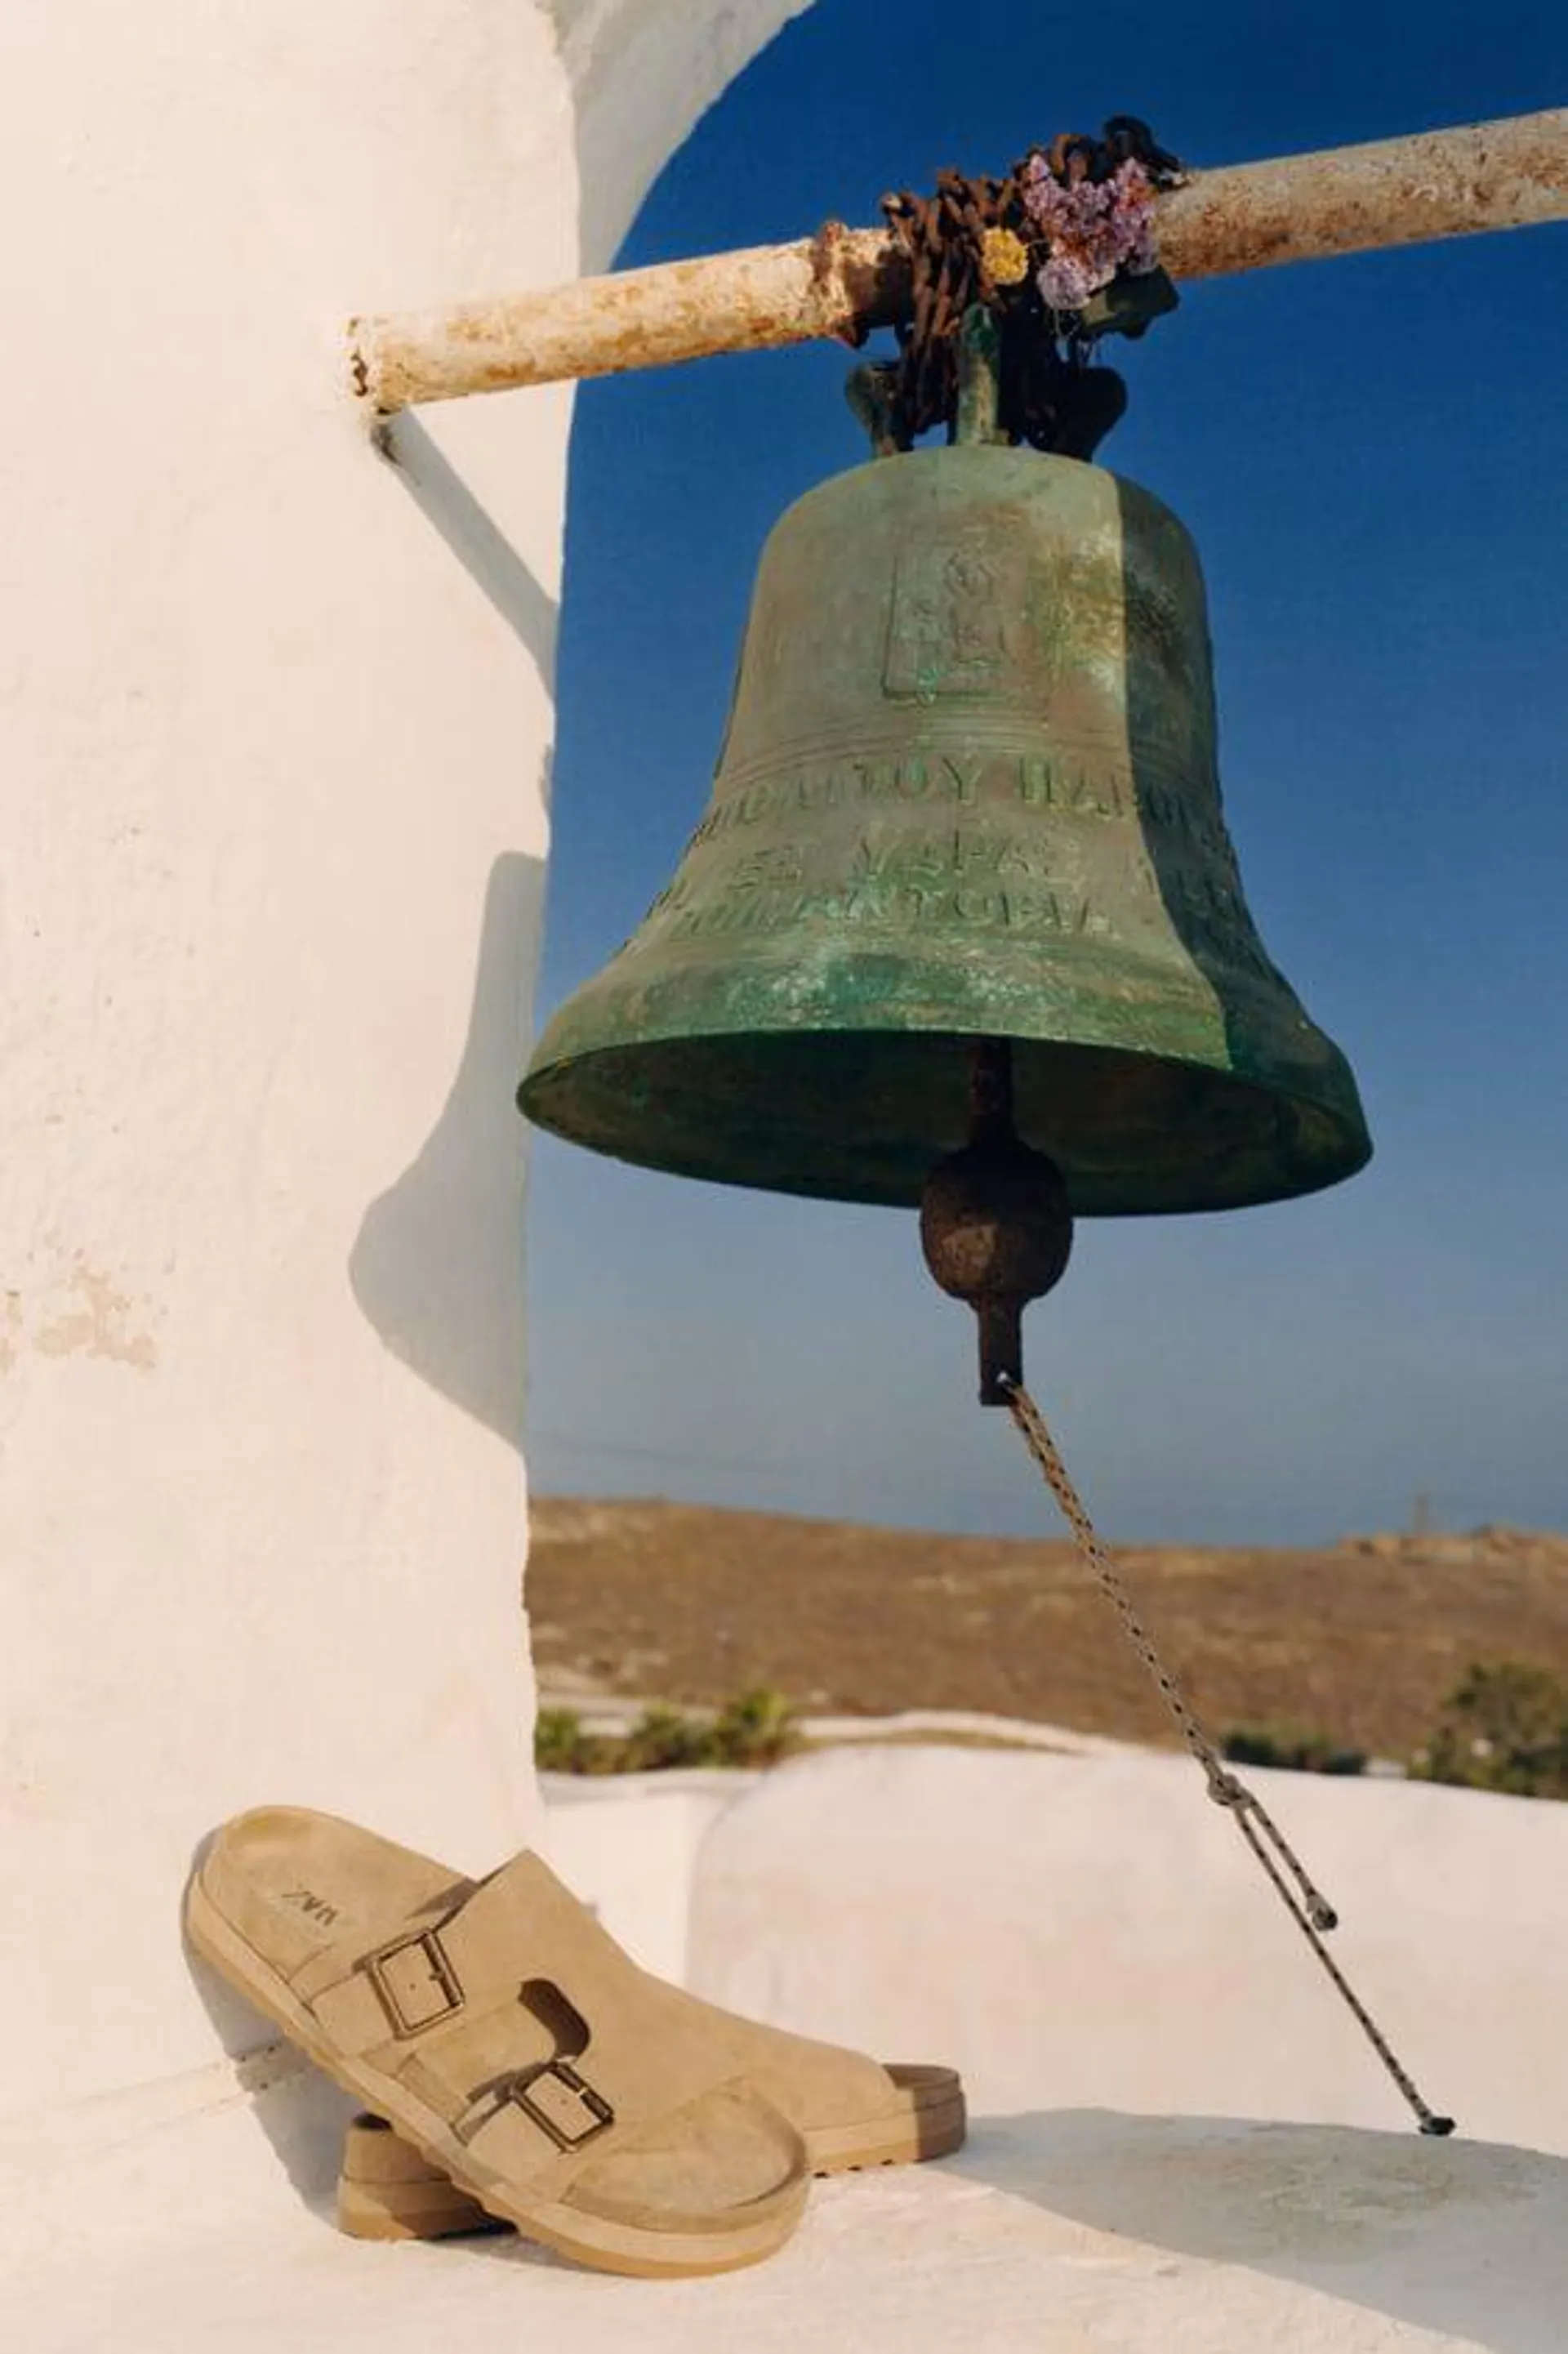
[877,119,1183,452]
[1000,1374,1455,2138]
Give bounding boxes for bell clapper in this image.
[919,1039,1074,1407]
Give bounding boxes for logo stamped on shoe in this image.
[282,1885,344,1928]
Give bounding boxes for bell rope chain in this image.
[351,107,1567,411]
[1000,1375,1455,2137]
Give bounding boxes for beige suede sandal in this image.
[185,1808,809,2277]
[331,1844,965,2240]
[340,2060,964,2240]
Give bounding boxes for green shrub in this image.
[617,1705,719,1772]
[533,1707,606,1774]
[1223,1723,1367,1777]
[535,1689,802,1775]
[1411,1660,1568,1799]
[710,1687,801,1768]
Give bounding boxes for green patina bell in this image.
[519,441,1370,1217]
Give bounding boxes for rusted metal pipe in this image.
[350,109,1568,411]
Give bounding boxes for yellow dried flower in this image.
[979,226,1030,288]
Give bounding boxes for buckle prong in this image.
[511,2059,615,2151]
[362,1928,465,2039]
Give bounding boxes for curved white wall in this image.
[0,0,810,2124]
[689,1744,1568,2152]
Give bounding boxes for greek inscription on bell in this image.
[1018,757,1129,818]
[884,529,1030,701]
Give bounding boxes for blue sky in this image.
[523,1,1567,1545]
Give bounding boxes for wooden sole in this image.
[185,1877,807,2279]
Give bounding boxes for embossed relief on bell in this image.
[882,527,1031,698]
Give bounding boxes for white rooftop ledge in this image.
[5,2093,1562,2354]
[7,1749,1566,2353]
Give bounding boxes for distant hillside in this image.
[526,1499,1568,1758]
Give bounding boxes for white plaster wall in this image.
[688,1745,1568,2156]
[541,1772,745,1980]
[0,0,811,2128]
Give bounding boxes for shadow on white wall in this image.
[344,0,819,1448]
[350,849,546,1450]
[372,417,561,688]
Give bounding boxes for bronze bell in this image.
[519,441,1370,1227]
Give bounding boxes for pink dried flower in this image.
[1036,250,1099,310]
[1022,155,1161,314]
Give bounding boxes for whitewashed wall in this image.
[0,0,810,2128]
[690,1744,1568,2154]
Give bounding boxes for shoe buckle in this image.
[363,1928,465,2039]
[510,2059,615,2151]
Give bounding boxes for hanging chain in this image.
[1000,1374,1455,2138]
[875,118,1183,453]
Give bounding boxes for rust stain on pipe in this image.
[350,109,1567,412]
[1159,113,1568,279]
